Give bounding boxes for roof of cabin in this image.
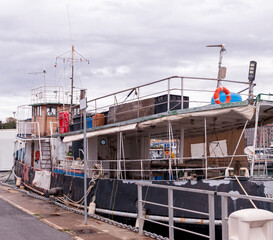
[56,99,273,142]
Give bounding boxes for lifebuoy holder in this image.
[213,87,231,104]
[35,150,40,161]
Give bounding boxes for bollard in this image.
[16,177,22,187]
[229,208,273,240]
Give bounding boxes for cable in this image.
[67,1,73,46]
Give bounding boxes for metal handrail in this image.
[136,181,273,240]
[137,182,216,240]
[52,153,273,180]
[56,75,254,127]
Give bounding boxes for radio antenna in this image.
[28,69,47,87]
[56,46,90,107]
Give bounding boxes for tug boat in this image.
[14,53,273,238]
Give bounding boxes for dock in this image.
[0,183,151,240]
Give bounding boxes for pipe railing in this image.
[56,75,253,129]
[136,181,273,240]
[52,155,262,180]
[17,121,40,138]
[218,191,273,240]
[137,182,216,240]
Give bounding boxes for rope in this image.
[61,163,104,205]
[92,164,104,180]
[234,175,257,209]
[23,182,45,196]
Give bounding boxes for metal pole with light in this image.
[207,44,227,88]
[80,90,88,224]
[248,61,257,101]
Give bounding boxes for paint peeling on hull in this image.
[203,179,231,187]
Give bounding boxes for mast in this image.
[207,44,227,88]
[71,45,74,106]
[56,46,90,108]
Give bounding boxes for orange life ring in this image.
[213,87,231,104]
[35,150,40,161]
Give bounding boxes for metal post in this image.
[83,107,87,224]
[248,82,254,101]
[80,91,88,225]
[138,185,143,235]
[137,87,140,118]
[251,102,260,176]
[181,77,184,109]
[217,48,225,88]
[221,196,228,240]
[116,132,123,179]
[140,160,143,180]
[168,121,172,179]
[167,78,170,112]
[204,118,208,179]
[168,188,174,240]
[180,124,184,164]
[208,194,215,240]
[71,45,74,107]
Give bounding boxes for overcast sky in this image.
[1,0,273,121]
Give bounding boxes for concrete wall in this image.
[0,129,16,171]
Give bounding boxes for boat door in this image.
[31,141,34,167]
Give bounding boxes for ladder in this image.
[40,138,52,171]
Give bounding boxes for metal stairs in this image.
[40,139,52,171]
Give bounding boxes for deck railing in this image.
[52,153,273,181]
[57,76,253,130]
[17,121,40,138]
[31,86,81,105]
[136,181,273,240]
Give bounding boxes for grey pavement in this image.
[0,198,72,240]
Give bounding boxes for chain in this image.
[0,181,168,240]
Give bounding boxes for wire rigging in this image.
[67,1,73,45]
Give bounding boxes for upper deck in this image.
[16,86,81,138]
[30,86,81,106]
[51,75,273,141]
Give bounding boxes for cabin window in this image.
[32,106,42,117]
[191,143,205,158]
[46,107,57,116]
[36,106,42,116]
[150,138,178,159]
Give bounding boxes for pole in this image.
[208,194,215,240]
[83,107,87,224]
[204,118,208,179]
[206,44,226,88]
[217,48,224,88]
[168,188,174,240]
[251,102,260,176]
[180,124,184,164]
[138,185,143,235]
[80,90,88,225]
[71,45,74,107]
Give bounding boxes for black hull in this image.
[15,161,273,239]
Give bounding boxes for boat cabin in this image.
[15,86,80,171]
[51,75,273,180]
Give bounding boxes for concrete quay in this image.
[0,184,151,240]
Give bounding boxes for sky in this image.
[1,0,273,122]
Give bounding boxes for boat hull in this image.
[15,160,273,220]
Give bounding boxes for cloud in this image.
[0,0,273,121]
